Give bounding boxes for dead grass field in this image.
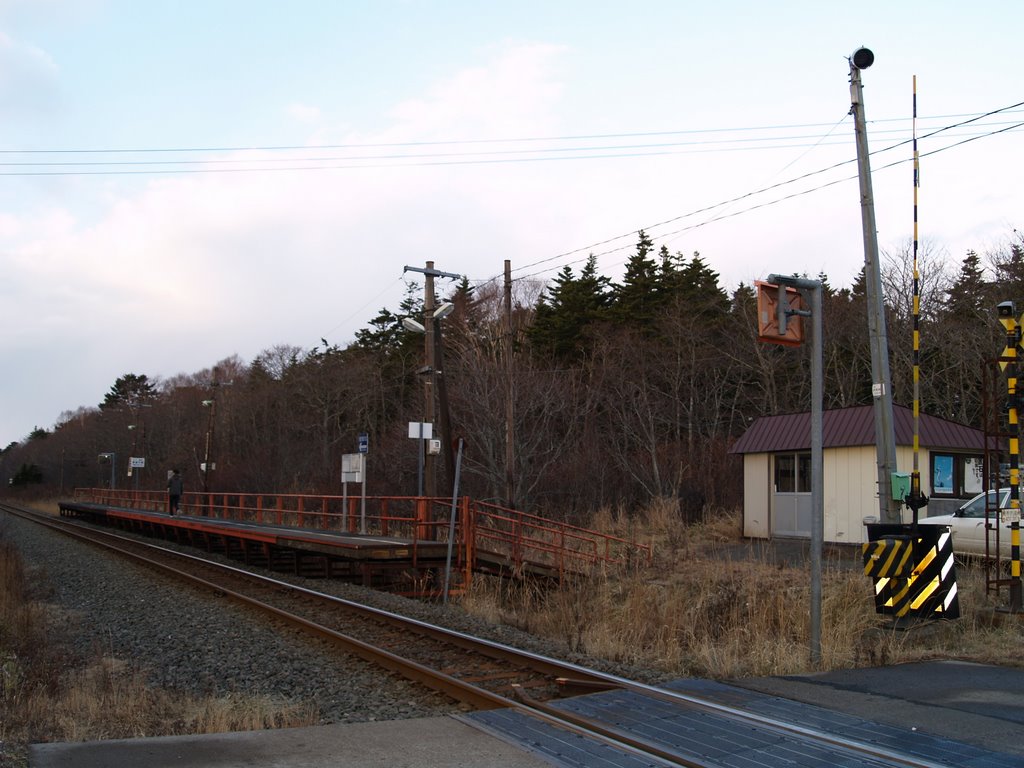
[0,503,316,768]
[463,499,1024,678]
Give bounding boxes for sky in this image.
[1,0,1022,446]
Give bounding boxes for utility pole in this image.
[850,47,901,524]
[504,260,515,509]
[424,262,437,497]
[403,262,462,498]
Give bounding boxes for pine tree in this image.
[528,255,611,359]
[100,373,157,410]
[945,250,988,319]
[610,230,661,329]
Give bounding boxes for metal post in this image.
[770,274,823,666]
[417,422,424,496]
[360,453,367,535]
[443,438,465,604]
[202,396,217,493]
[809,282,823,663]
[850,49,901,524]
[435,316,456,497]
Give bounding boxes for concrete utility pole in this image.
[850,47,901,524]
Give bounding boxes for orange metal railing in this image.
[70,488,652,585]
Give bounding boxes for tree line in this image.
[4,230,1023,520]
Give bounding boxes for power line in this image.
[5,112,1014,155]
[508,114,1024,285]
[1,107,1019,176]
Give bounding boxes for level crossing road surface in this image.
[28,660,1024,767]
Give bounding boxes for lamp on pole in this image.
[201,397,217,493]
[98,452,116,490]
[402,301,456,498]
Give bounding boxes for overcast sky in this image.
[2,0,1021,446]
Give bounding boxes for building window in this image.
[775,452,810,493]
[930,453,984,498]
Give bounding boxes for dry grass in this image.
[0,516,317,767]
[463,500,1024,679]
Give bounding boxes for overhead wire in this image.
[0,106,1019,176]
[503,102,1024,284]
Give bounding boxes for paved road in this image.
[735,660,1024,758]
[29,661,1024,767]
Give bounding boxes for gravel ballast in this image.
[1,510,663,726]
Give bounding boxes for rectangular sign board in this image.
[407,422,433,439]
[129,457,146,468]
[342,453,364,483]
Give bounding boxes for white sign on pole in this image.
[129,457,146,468]
[341,453,364,483]
[408,421,433,439]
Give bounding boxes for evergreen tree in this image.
[528,255,611,359]
[945,250,988,319]
[353,284,423,357]
[610,231,661,329]
[100,373,157,410]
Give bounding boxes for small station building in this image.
[729,404,987,544]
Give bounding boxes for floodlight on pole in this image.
[850,47,874,70]
[402,317,426,333]
[433,302,455,320]
[98,452,116,490]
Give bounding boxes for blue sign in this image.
[358,432,369,453]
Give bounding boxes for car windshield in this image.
[960,490,1009,518]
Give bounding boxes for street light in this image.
[201,398,217,493]
[98,452,116,490]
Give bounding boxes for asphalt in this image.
[28,661,1024,767]
[27,716,552,768]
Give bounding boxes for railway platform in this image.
[60,487,651,595]
[27,661,1024,767]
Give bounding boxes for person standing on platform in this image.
[167,469,183,516]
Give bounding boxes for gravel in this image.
[0,510,663,726]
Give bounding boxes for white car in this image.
[919,489,1021,558]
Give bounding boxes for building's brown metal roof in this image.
[728,405,986,454]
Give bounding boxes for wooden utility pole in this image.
[403,261,462,499]
[424,262,437,497]
[504,260,515,508]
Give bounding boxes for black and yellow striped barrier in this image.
[863,523,960,623]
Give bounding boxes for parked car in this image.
[919,488,1021,558]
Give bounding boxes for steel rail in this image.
[2,503,958,768]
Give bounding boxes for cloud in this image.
[286,102,322,124]
[1,42,575,372]
[0,30,59,117]
[386,42,567,140]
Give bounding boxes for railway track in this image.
[1,502,984,767]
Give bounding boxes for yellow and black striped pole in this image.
[909,75,925,518]
[997,303,1022,611]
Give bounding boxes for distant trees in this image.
[101,373,158,410]
[2,230,1021,517]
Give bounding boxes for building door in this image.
[773,453,811,537]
